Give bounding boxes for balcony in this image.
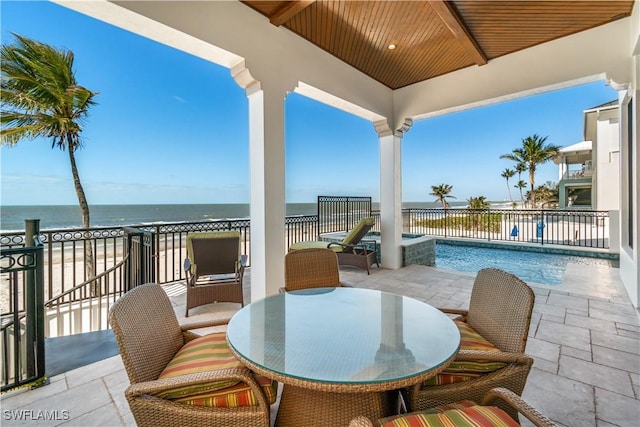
[1,263,638,426]
[561,160,594,181]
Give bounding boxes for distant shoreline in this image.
[0,201,516,232]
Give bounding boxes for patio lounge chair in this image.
[350,387,556,427]
[409,268,535,421]
[184,231,246,317]
[289,216,379,274]
[282,247,350,292]
[108,283,276,427]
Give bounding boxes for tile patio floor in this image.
[2,263,639,426]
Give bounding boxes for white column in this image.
[234,64,287,299]
[376,118,412,269]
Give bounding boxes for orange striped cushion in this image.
[171,374,278,408]
[374,401,477,426]
[157,332,243,399]
[422,401,476,413]
[423,321,507,386]
[156,332,278,408]
[376,405,519,427]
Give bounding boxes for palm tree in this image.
[514,162,527,204]
[466,196,489,234]
[515,180,527,206]
[1,34,98,278]
[500,168,515,203]
[430,184,456,210]
[533,181,559,208]
[500,134,560,207]
[467,196,490,210]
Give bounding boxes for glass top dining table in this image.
[226,287,461,393]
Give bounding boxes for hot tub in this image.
[318,232,436,267]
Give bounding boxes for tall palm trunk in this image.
[505,178,513,202]
[529,168,536,207]
[441,197,449,211]
[68,147,95,290]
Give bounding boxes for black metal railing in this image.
[44,253,129,337]
[142,219,251,285]
[1,240,45,392]
[403,208,610,248]
[0,205,611,347]
[317,195,372,235]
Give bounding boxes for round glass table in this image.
[226,287,460,426]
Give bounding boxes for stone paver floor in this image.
[2,263,639,426]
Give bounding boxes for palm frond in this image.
[1,33,97,150]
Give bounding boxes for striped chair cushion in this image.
[374,401,476,425]
[374,404,520,427]
[171,374,278,407]
[156,332,277,407]
[423,320,507,386]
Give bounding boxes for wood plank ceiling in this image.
[241,0,634,89]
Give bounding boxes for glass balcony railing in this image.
[562,168,593,180]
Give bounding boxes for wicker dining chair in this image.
[282,247,350,292]
[350,387,556,427]
[409,268,535,421]
[108,283,275,427]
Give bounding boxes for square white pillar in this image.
[247,87,286,299]
[379,132,403,269]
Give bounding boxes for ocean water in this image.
[0,201,470,232]
[0,203,319,231]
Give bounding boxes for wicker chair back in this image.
[108,283,183,384]
[187,231,241,275]
[467,268,535,353]
[285,248,341,291]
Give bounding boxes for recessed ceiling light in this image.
[387,43,396,50]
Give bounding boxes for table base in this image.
[275,385,394,427]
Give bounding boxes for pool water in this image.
[435,243,615,285]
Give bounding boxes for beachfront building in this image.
[554,101,621,210]
[54,1,640,309]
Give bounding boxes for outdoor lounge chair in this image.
[282,247,350,292]
[409,268,535,421]
[289,216,379,274]
[108,283,276,427]
[350,387,556,427]
[184,231,246,317]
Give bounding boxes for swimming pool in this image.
[435,242,617,285]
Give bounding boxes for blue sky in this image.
[0,1,618,206]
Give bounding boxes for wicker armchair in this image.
[184,231,246,316]
[108,283,274,427]
[282,247,350,292]
[350,387,556,427]
[409,268,535,420]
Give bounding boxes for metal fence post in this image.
[23,219,45,384]
[24,220,39,377]
[444,209,448,238]
[124,230,134,291]
[487,207,491,241]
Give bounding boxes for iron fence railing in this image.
[317,196,372,235]
[44,253,129,337]
[0,206,611,348]
[1,240,45,391]
[403,208,609,248]
[0,208,610,316]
